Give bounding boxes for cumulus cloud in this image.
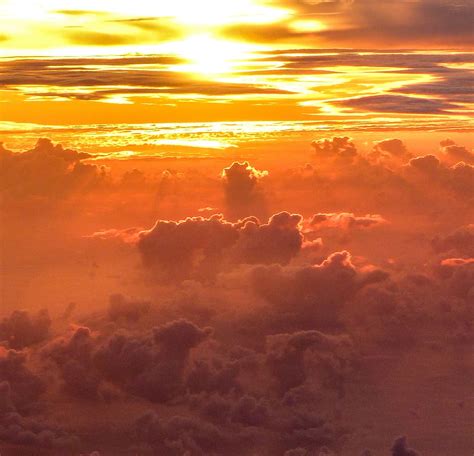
[132,409,259,455]
[369,138,412,166]
[137,212,304,282]
[311,137,357,162]
[439,139,474,165]
[95,319,212,402]
[0,381,80,451]
[41,326,101,399]
[250,251,388,329]
[0,348,45,412]
[221,161,268,218]
[0,138,108,198]
[0,310,51,350]
[432,225,474,257]
[406,155,474,197]
[1,131,473,455]
[435,256,474,300]
[265,330,355,396]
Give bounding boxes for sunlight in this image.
[0,0,288,25]
[290,19,326,32]
[169,0,289,25]
[166,34,258,75]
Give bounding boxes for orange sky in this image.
[1,4,473,455]
[0,0,473,127]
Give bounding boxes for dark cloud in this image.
[2,130,474,455]
[0,310,51,350]
[0,348,45,412]
[250,251,388,329]
[408,154,441,173]
[0,381,79,451]
[268,0,474,47]
[137,212,305,282]
[222,161,268,218]
[432,225,474,257]
[406,156,474,197]
[137,215,242,281]
[0,56,291,101]
[391,436,421,456]
[439,139,474,165]
[95,320,212,402]
[394,68,474,104]
[132,410,259,455]
[334,94,458,114]
[41,326,101,399]
[369,138,412,166]
[311,136,357,161]
[265,330,355,396]
[0,138,108,198]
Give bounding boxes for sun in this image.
[165,34,258,75]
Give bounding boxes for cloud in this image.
[221,23,301,43]
[41,326,101,399]
[307,212,386,230]
[137,212,305,282]
[432,225,474,258]
[408,154,441,173]
[132,410,258,455]
[334,94,458,114]
[107,294,151,323]
[267,0,474,47]
[440,257,474,267]
[250,251,388,329]
[311,137,357,161]
[65,17,181,46]
[0,310,51,350]
[439,139,474,165]
[265,330,355,395]
[95,320,212,402]
[0,381,80,450]
[369,138,412,166]
[222,161,268,218]
[0,56,291,102]
[0,138,108,198]
[65,30,142,46]
[391,436,421,456]
[394,67,474,104]
[2,131,474,455]
[405,155,474,197]
[0,348,46,412]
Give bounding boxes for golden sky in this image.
[0,0,473,126]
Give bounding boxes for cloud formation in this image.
[137,212,305,281]
[222,161,268,218]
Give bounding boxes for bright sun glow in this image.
[168,0,289,25]
[166,34,258,75]
[0,0,289,25]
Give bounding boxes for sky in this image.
[0,0,473,127]
[0,2,473,456]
